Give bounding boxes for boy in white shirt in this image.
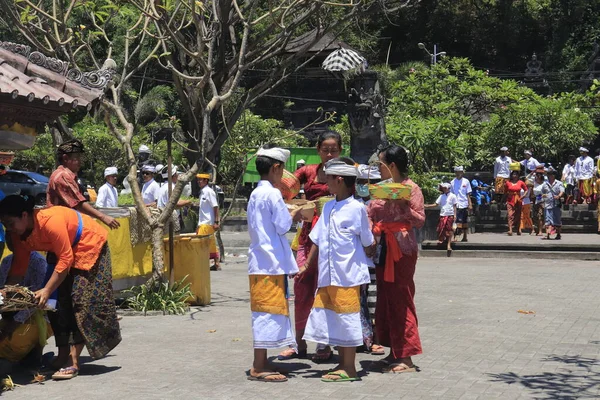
[247,146,301,383]
[425,183,457,254]
[95,167,119,208]
[299,158,375,382]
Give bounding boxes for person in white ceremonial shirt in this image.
[575,147,594,204]
[95,167,119,208]
[493,146,512,202]
[141,164,160,206]
[521,150,541,175]
[156,166,192,210]
[298,158,375,383]
[196,173,221,270]
[450,166,472,242]
[247,146,301,383]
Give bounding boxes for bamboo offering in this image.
[0,285,43,312]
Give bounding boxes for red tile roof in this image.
[0,42,115,111]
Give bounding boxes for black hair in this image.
[256,144,283,177]
[329,157,357,188]
[510,170,520,177]
[568,155,576,162]
[381,145,409,174]
[317,131,342,149]
[0,195,35,218]
[548,169,558,177]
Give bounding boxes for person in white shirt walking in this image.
[575,147,594,204]
[95,167,119,208]
[196,173,221,270]
[141,165,160,206]
[299,158,375,383]
[450,166,472,242]
[561,155,576,205]
[493,146,512,201]
[426,182,457,255]
[247,146,301,383]
[156,166,192,210]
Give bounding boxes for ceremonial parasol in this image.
[322,48,367,79]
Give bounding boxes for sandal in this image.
[321,370,360,382]
[382,363,416,374]
[370,344,385,356]
[277,348,307,360]
[52,366,79,380]
[247,371,288,382]
[311,347,333,363]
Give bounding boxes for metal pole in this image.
[167,131,175,284]
[433,44,437,65]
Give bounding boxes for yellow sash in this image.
[249,275,289,316]
[313,286,360,314]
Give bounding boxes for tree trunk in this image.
[150,224,165,283]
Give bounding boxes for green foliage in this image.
[384,57,597,173]
[219,111,306,184]
[124,277,192,315]
[11,117,124,186]
[330,115,351,147]
[481,96,597,165]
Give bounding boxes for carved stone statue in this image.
[346,70,387,164]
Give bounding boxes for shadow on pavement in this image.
[488,354,600,399]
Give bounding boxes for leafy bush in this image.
[124,277,192,315]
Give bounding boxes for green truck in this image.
[242,147,350,184]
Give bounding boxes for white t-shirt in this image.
[309,197,373,288]
[157,182,173,209]
[141,179,160,205]
[562,164,575,185]
[198,185,219,226]
[95,182,118,208]
[436,192,458,217]
[450,177,472,208]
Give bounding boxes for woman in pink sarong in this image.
[367,145,425,373]
[278,131,341,361]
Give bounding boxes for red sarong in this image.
[436,216,454,242]
[293,242,318,332]
[375,253,422,359]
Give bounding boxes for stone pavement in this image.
[4,256,600,400]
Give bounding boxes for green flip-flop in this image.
[321,370,361,383]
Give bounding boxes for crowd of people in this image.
[430,145,600,254]
[247,132,423,382]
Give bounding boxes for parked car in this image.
[0,170,49,205]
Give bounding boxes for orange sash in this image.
[313,286,360,314]
[373,221,412,283]
[249,275,289,316]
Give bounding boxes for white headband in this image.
[580,147,589,153]
[454,166,464,172]
[256,147,290,163]
[104,167,118,177]
[440,182,451,189]
[357,164,381,180]
[500,146,508,151]
[324,160,358,177]
[141,164,155,172]
[524,150,532,156]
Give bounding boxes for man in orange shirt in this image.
[1,196,121,380]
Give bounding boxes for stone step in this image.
[422,240,600,252]
[475,224,597,233]
[420,249,600,260]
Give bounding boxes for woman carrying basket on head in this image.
[278,131,342,362]
[0,195,121,380]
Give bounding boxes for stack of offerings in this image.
[0,285,47,312]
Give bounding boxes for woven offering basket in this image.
[276,170,300,201]
[0,285,40,312]
[368,182,412,200]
